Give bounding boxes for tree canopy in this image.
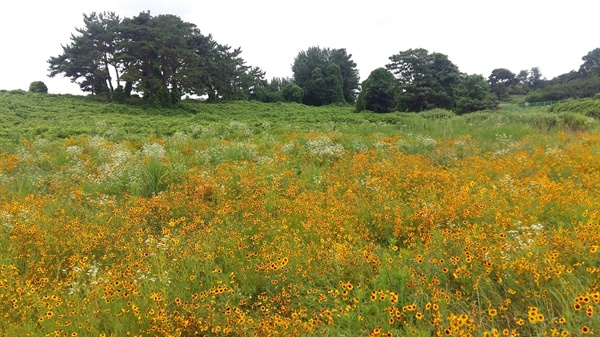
[29,81,48,94]
[355,68,397,113]
[385,48,461,112]
[525,48,600,102]
[48,11,264,105]
[46,12,598,112]
[292,46,359,106]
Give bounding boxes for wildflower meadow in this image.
[1,92,599,336]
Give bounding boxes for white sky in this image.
[0,0,598,95]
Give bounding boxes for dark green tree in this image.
[386,48,460,111]
[355,68,397,113]
[488,68,516,100]
[118,12,201,103]
[28,81,48,93]
[326,63,346,104]
[113,85,126,103]
[48,12,123,100]
[267,77,293,92]
[580,48,600,77]
[454,74,497,114]
[49,11,261,105]
[528,67,545,90]
[526,50,599,102]
[329,48,360,103]
[292,46,359,105]
[303,67,328,106]
[282,83,304,103]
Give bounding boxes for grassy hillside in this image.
[1,92,599,336]
[1,91,598,145]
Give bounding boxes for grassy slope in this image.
[1,91,598,146]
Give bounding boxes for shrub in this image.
[355,68,397,113]
[549,98,600,119]
[113,85,126,103]
[282,83,304,103]
[28,81,48,93]
[419,109,456,119]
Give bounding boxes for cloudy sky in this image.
[0,0,598,94]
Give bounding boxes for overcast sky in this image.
[0,0,598,95]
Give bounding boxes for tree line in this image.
[48,11,600,113]
[48,11,266,106]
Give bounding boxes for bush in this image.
[113,85,126,103]
[28,81,48,93]
[557,112,595,131]
[549,98,600,119]
[419,109,456,119]
[282,83,304,103]
[355,68,396,113]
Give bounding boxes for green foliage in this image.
[2,91,598,150]
[488,68,516,100]
[149,86,173,108]
[526,76,600,102]
[113,85,126,103]
[355,68,397,113]
[579,47,600,75]
[454,74,497,114]
[418,109,456,119]
[292,46,359,106]
[386,48,460,111]
[525,49,600,102]
[281,83,304,103]
[48,11,262,104]
[326,63,346,104]
[48,11,121,99]
[28,81,48,94]
[549,97,600,119]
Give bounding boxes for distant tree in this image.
[118,12,202,103]
[329,48,360,103]
[49,11,262,104]
[526,49,600,102]
[528,67,545,90]
[113,85,126,103]
[303,67,328,106]
[517,69,529,85]
[454,74,497,114]
[488,68,516,100]
[355,68,397,113]
[386,48,460,111]
[48,12,122,101]
[579,48,600,77]
[266,77,293,92]
[28,81,48,93]
[292,46,359,105]
[282,83,304,103]
[326,63,346,104]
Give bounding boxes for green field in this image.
[1,91,599,336]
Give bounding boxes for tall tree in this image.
[386,48,460,111]
[118,12,203,104]
[454,74,497,114]
[48,12,122,100]
[49,11,265,104]
[488,68,516,100]
[527,67,545,90]
[292,46,359,106]
[329,48,360,103]
[355,68,397,113]
[580,48,600,77]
